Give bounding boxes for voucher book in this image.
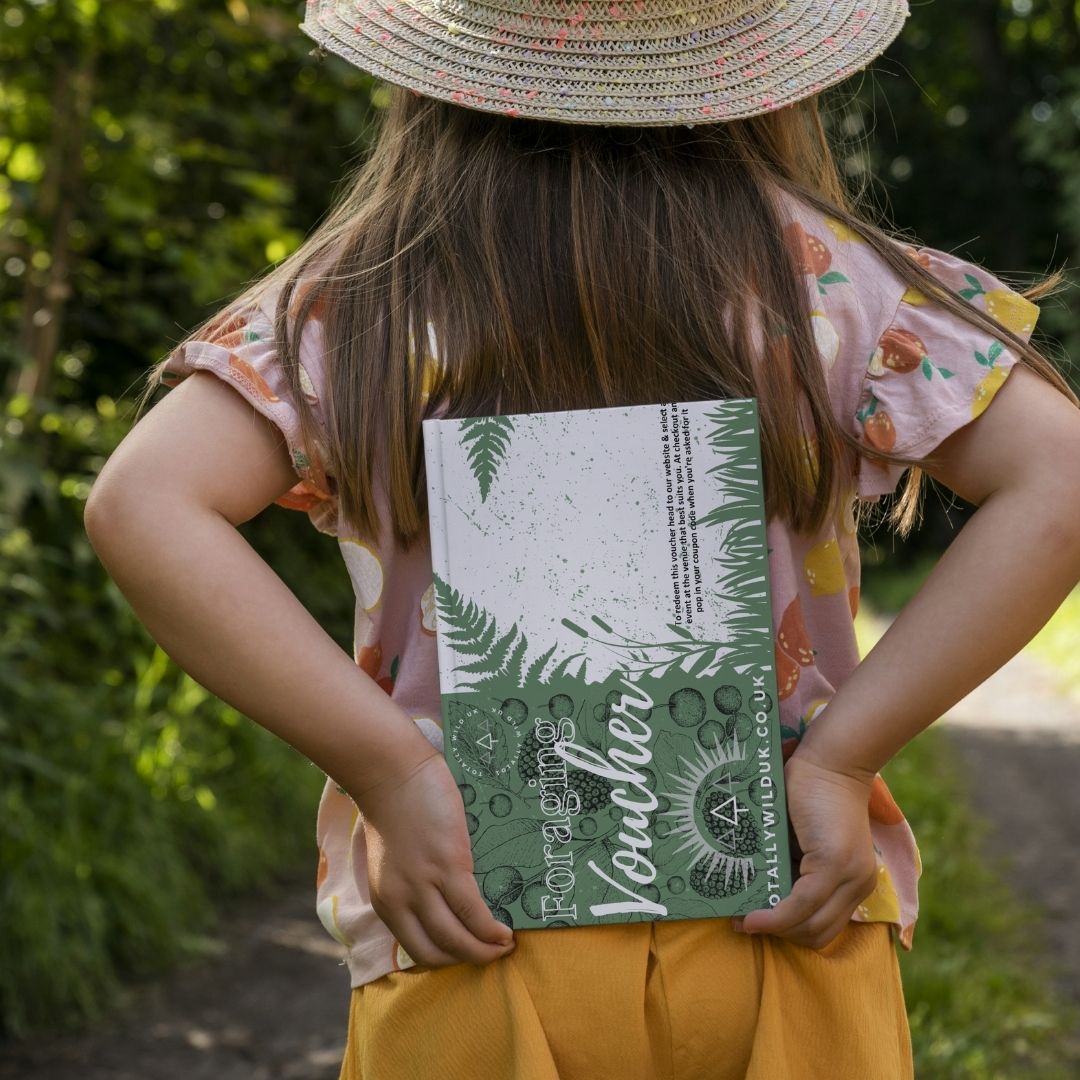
[421,399,792,931]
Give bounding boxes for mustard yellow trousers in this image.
[337,916,914,1079]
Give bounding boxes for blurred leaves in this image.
[837,0,1080,367]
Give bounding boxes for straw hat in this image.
[301,0,910,127]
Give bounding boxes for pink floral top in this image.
[159,191,1039,984]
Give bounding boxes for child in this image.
[85,1,1080,1077]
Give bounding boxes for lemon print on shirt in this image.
[409,317,443,403]
[316,894,351,946]
[973,368,1009,418]
[857,863,902,924]
[959,274,1039,336]
[392,938,417,972]
[810,310,839,369]
[823,216,863,244]
[298,362,319,404]
[804,539,846,597]
[972,340,1010,420]
[340,538,384,612]
[798,434,820,491]
[419,580,438,636]
[986,290,1038,336]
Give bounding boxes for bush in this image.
[0,394,350,1038]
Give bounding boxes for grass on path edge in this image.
[857,607,1080,1077]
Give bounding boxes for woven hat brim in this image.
[301,0,910,126]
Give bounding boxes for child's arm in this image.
[738,364,1080,946]
[85,370,516,967]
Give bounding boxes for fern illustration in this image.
[458,415,515,502]
[432,573,582,689]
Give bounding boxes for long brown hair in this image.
[134,85,1074,548]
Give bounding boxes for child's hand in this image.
[356,751,517,970]
[731,748,878,950]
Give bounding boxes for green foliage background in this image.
[1,0,1078,1059]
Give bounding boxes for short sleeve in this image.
[853,247,1041,499]
[158,289,339,536]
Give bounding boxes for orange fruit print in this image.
[868,775,905,825]
[784,222,832,276]
[357,642,382,679]
[274,486,326,512]
[776,596,815,665]
[205,307,251,351]
[228,351,280,402]
[856,392,896,452]
[356,641,398,694]
[774,596,817,701]
[783,223,849,295]
[875,328,926,375]
[775,647,800,701]
[902,245,932,269]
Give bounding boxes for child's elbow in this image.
[84,468,143,553]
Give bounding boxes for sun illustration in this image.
[659,734,758,895]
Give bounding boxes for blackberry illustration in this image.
[521,881,547,919]
[520,876,570,920]
[669,687,707,727]
[713,684,743,715]
[490,905,514,930]
[516,727,547,785]
[668,875,686,895]
[635,766,657,791]
[699,787,760,856]
[483,866,524,907]
[458,782,476,807]
[579,816,598,836]
[548,694,575,719]
[689,856,752,899]
[501,698,529,726]
[728,712,754,743]
[697,719,727,750]
[489,793,512,817]
[568,767,613,814]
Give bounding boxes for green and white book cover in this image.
[422,399,792,931]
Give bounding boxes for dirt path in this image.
[933,646,1080,1006]
[0,868,350,1080]
[3,642,1078,1077]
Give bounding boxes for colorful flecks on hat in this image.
[301,0,910,127]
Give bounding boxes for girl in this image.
[85,1,1080,1077]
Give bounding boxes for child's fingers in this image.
[738,871,831,936]
[392,901,511,971]
[739,865,876,945]
[759,887,865,949]
[411,887,515,967]
[388,906,458,970]
[439,870,516,946]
